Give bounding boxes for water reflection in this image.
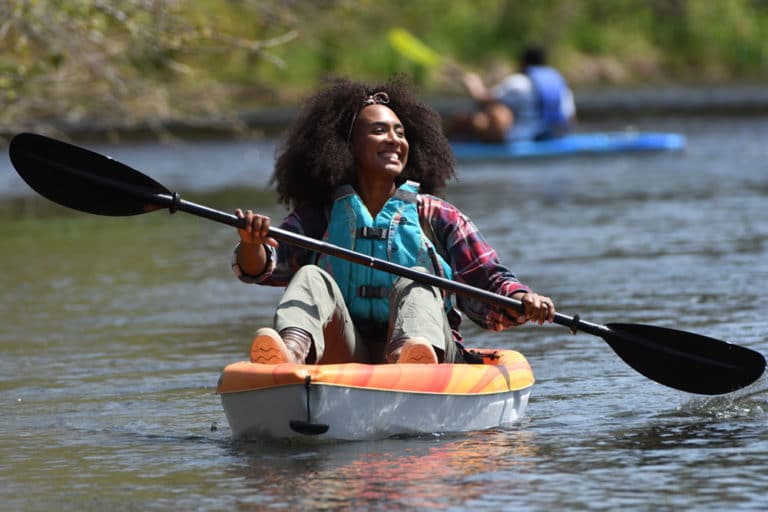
[224,428,538,509]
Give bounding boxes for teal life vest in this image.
[318,181,453,324]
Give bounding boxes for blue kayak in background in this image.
[450,131,686,161]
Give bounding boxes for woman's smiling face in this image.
[351,104,409,181]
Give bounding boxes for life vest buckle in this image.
[358,227,388,239]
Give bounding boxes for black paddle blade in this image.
[603,323,766,395]
[9,132,170,216]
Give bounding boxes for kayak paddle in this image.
[8,132,766,395]
[388,28,463,73]
[388,28,443,67]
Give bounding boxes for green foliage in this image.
[1,0,768,134]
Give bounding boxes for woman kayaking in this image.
[232,76,555,365]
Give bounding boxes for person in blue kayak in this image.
[447,46,576,143]
[232,76,555,366]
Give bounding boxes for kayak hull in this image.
[217,348,534,441]
[220,384,531,441]
[450,131,686,160]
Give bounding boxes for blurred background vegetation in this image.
[2,0,767,137]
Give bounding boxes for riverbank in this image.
[3,84,768,143]
[243,84,768,135]
[572,84,768,118]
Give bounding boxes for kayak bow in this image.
[218,348,533,441]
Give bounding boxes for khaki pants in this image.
[273,265,456,364]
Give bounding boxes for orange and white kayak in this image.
[217,348,534,441]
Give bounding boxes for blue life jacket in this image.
[318,181,453,324]
[526,65,569,136]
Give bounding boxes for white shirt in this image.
[491,73,575,141]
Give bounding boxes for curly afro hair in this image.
[271,75,457,209]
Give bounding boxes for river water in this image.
[1,115,767,511]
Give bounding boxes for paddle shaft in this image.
[147,189,606,337]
